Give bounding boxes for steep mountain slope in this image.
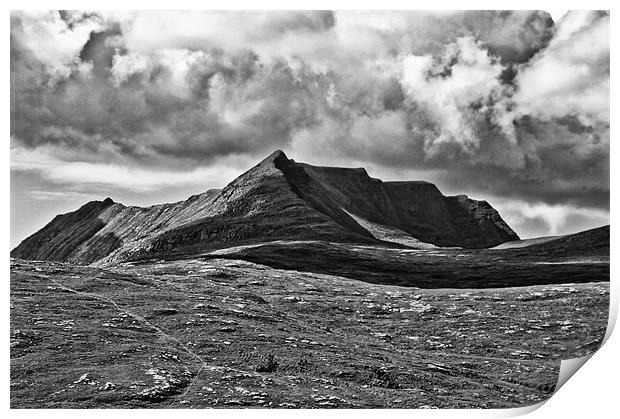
[10,198,116,263]
[298,163,517,247]
[11,189,224,265]
[11,150,519,265]
[109,151,375,263]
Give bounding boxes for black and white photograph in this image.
[9,8,612,410]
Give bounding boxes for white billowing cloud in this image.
[551,10,597,43]
[110,52,149,83]
[401,37,515,156]
[514,11,609,125]
[11,11,103,78]
[104,11,410,72]
[103,11,336,62]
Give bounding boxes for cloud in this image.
[493,198,609,237]
[27,190,98,202]
[11,41,324,167]
[401,37,516,158]
[10,11,103,79]
[11,147,245,193]
[104,11,336,62]
[514,11,609,125]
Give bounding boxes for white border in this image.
[3,2,617,418]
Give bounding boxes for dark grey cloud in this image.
[460,10,555,65]
[257,10,335,37]
[79,26,125,79]
[11,41,324,168]
[353,11,554,67]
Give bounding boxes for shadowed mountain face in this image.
[12,150,520,265]
[295,162,517,248]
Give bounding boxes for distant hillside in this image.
[205,226,610,288]
[11,150,519,265]
[504,225,609,261]
[492,236,564,249]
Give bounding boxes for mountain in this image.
[11,150,519,265]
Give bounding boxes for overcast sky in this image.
[10,10,609,247]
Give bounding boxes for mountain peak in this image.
[259,149,288,164]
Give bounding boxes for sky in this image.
[10,10,610,247]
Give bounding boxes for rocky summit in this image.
[12,150,519,265]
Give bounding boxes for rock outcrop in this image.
[11,150,519,264]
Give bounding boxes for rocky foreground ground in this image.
[10,256,608,409]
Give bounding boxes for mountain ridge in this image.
[11,150,520,265]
